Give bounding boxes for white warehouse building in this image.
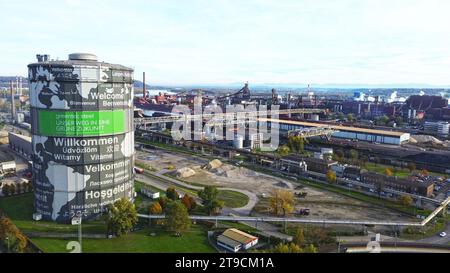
[260,118,410,145]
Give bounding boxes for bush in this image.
[0,215,28,253]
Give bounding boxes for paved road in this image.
[418,223,450,245]
[137,169,294,240]
[139,171,258,214]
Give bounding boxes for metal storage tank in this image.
[28,53,135,222]
[233,135,244,149]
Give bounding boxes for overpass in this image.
[137,196,449,228]
[341,242,450,253]
[134,108,325,129]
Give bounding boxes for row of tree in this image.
[1,182,33,196]
[148,186,225,235]
[103,185,228,238]
[256,226,334,253]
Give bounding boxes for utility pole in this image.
[10,81,16,123]
[79,218,82,253]
[71,216,82,253]
[143,72,146,98]
[6,236,10,253]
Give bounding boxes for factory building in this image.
[260,118,410,145]
[28,53,135,223]
[360,172,434,198]
[424,121,450,138]
[8,132,32,160]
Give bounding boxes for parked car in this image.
[298,208,310,216]
[134,167,145,174]
[295,192,308,198]
[439,232,447,238]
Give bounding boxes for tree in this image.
[288,135,305,154]
[293,227,305,246]
[307,227,331,246]
[277,145,290,157]
[303,244,318,253]
[398,196,413,207]
[181,194,194,211]
[337,112,345,120]
[395,116,404,126]
[407,163,416,173]
[373,156,381,166]
[9,184,16,196]
[0,216,27,253]
[16,183,24,194]
[421,169,430,177]
[149,202,163,215]
[158,196,170,209]
[198,186,224,215]
[347,113,354,122]
[148,202,163,226]
[188,196,197,210]
[385,168,393,177]
[105,198,138,237]
[376,115,390,126]
[349,149,359,161]
[269,189,295,216]
[335,149,345,159]
[2,184,10,196]
[166,187,179,201]
[326,170,337,184]
[25,182,33,193]
[3,232,27,253]
[271,243,302,253]
[165,201,191,235]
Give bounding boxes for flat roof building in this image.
[217,228,258,253]
[361,172,434,197]
[8,132,32,160]
[260,118,411,145]
[0,151,16,174]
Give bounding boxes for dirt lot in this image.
[136,148,416,222]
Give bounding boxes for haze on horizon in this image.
[1,0,450,87]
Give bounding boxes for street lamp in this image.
[71,215,82,253]
[5,236,9,253]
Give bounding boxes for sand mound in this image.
[203,159,223,170]
[411,135,443,144]
[176,167,196,178]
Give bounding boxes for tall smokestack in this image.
[143,72,146,98]
[10,81,16,122]
[16,77,19,96]
[19,77,23,96]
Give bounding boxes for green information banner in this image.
[38,110,126,136]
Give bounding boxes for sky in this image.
[1,0,450,87]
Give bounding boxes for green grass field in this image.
[0,193,106,234]
[217,190,249,208]
[364,163,412,178]
[31,225,216,253]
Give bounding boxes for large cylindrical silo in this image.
[28,53,135,223]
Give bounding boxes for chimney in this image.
[19,77,23,96]
[143,72,146,98]
[10,81,16,122]
[16,77,19,96]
